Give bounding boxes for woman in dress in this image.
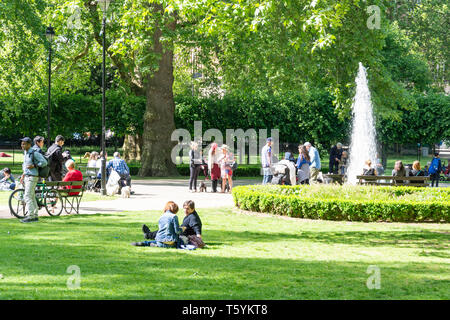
[208,143,221,192]
[218,144,234,193]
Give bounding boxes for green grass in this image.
[0,208,448,299]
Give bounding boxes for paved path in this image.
[0,178,260,219]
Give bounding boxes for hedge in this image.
[232,185,450,223]
[128,164,263,177]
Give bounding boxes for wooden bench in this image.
[356,175,430,187]
[45,180,88,214]
[323,174,345,184]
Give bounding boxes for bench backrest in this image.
[356,175,430,181]
[44,180,88,196]
[356,175,430,186]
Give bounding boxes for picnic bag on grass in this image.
[188,235,205,248]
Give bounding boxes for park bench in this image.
[356,175,430,187]
[323,174,345,184]
[44,180,88,214]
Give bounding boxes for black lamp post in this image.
[45,25,55,148]
[98,0,112,196]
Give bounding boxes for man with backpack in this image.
[46,135,65,181]
[19,137,48,223]
[428,152,442,187]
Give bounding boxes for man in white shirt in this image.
[261,138,273,184]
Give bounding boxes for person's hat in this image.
[266,137,273,142]
[20,137,32,144]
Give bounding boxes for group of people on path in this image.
[189,141,235,193]
[262,138,323,185]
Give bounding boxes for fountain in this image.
[346,62,378,185]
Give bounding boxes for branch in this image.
[84,0,145,96]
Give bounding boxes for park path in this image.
[0,178,260,219]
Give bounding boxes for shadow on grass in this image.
[0,214,449,299]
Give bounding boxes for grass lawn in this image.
[0,207,448,299]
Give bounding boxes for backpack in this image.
[428,158,439,175]
[31,149,50,178]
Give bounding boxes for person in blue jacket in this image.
[132,201,182,248]
[428,153,442,187]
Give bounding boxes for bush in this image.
[232,185,450,222]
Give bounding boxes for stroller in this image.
[271,160,296,185]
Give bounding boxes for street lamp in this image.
[98,0,112,196]
[45,25,55,148]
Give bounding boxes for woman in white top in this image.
[88,152,98,168]
[217,144,234,193]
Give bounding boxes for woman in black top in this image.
[189,141,203,192]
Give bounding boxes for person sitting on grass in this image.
[132,201,182,248]
[0,167,16,191]
[140,200,204,248]
[63,159,83,196]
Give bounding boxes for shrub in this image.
[232,185,450,222]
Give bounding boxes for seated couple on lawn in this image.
[131,200,205,249]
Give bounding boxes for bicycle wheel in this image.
[9,189,28,219]
[44,189,64,216]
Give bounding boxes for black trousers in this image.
[329,161,339,174]
[189,165,201,190]
[211,179,218,192]
[431,173,440,187]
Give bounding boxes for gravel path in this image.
[0,178,260,219]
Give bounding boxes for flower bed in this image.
[232,185,450,222]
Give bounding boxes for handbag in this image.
[188,235,205,248]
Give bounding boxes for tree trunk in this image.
[122,134,142,162]
[139,24,178,177]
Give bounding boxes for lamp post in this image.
[45,25,55,148]
[98,0,112,196]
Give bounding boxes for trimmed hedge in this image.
[232,185,450,223]
[129,164,263,177]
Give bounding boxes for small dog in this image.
[121,186,131,198]
[199,182,207,192]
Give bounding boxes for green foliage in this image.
[175,91,348,152]
[233,185,450,222]
[377,92,450,145]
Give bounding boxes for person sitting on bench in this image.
[106,152,132,193]
[63,159,83,195]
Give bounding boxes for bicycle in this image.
[9,181,64,219]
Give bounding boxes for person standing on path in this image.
[261,138,273,184]
[46,135,65,181]
[189,141,203,192]
[296,145,311,184]
[208,143,221,192]
[428,153,442,187]
[304,142,321,183]
[19,137,48,223]
[329,143,342,174]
